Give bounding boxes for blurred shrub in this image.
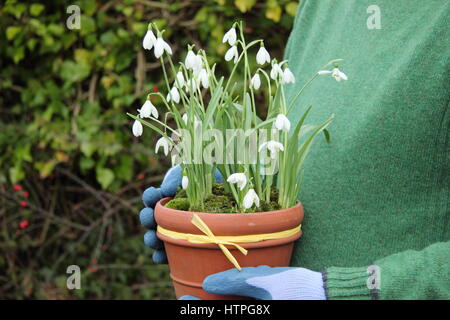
[0,0,298,299]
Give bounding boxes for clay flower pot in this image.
[154,197,304,300]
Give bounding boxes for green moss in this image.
[165,198,190,211]
[173,188,187,199]
[190,194,238,213]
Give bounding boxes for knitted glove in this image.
[180,266,326,300]
[140,165,223,264]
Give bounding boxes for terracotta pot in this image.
[154,198,303,300]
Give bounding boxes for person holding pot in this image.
[140,0,449,300]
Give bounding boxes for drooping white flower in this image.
[274,114,291,132]
[155,137,171,156]
[259,141,284,159]
[318,68,348,82]
[184,78,197,93]
[282,67,295,84]
[227,173,247,191]
[154,37,172,58]
[166,87,180,104]
[142,30,157,50]
[222,27,237,46]
[243,188,260,209]
[182,175,189,189]
[251,73,261,90]
[225,45,238,64]
[132,119,143,137]
[256,46,270,65]
[182,113,188,124]
[198,68,209,89]
[139,100,158,119]
[185,50,203,75]
[270,63,283,81]
[176,71,185,88]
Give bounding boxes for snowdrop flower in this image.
[185,78,197,93]
[139,100,158,119]
[259,141,284,159]
[222,27,237,46]
[166,87,180,104]
[142,30,156,50]
[282,67,295,84]
[225,45,238,64]
[176,71,185,88]
[155,137,171,156]
[182,113,188,124]
[154,37,172,59]
[251,73,261,90]
[243,189,260,209]
[185,50,203,75]
[270,63,283,81]
[256,46,270,65]
[132,119,143,137]
[274,114,291,132]
[182,175,189,189]
[227,173,247,191]
[318,68,348,82]
[198,69,209,89]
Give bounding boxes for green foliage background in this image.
[0,0,298,299]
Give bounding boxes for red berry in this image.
[13,185,22,191]
[20,201,27,207]
[23,191,29,198]
[19,220,29,229]
[153,85,159,92]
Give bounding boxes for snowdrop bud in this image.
[154,37,172,59]
[251,73,261,90]
[155,137,171,156]
[139,100,158,119]
[222,27,237,46]
[243,189,260,209]
[256,46,271,65]
[199,69,209,89]
[132,119,143,137]
[274,114,291,132]
[166,87,180,104]
[182,176,189,189]
[270,63,283,80]
[182,113,188,124]
[282,68,296,84]
[176,71,185,88]
[225,45,238,64]
[142,30,156,50]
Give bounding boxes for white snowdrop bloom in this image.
[318,68,348,82]
[270,63,283,81]
[251,73,261,90]
[132,119,143,137]
[166,87,180,104]
[185,78,197,93]
[256,46,271,65]
[243,188,260,209]
[176,71,185,88]
[155,137,171,156]
[139,100,158,119]
[227,173,247,191]
[142,30,156,50]
[282,68,295,84]
[185,50,203,75]
[259,141,284,159]
[182,176,189,189]
[222,27,237,46]
[182,113,188,124]
[274,114,291,132]
[225,45,239,64]
[198,68,209,89]
[154,37,172,58]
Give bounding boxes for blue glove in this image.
[140,165,224,264]
[180,266,326,300]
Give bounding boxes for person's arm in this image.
[324,241,450,300]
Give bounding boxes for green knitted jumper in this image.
[284,0,449,299]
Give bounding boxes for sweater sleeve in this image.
[323,241,450,300]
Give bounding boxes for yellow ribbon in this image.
[157,213,301,271]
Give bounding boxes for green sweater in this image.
[284,0,449,299]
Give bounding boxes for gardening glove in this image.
[180,265,326,300]
[140,165,224,264]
